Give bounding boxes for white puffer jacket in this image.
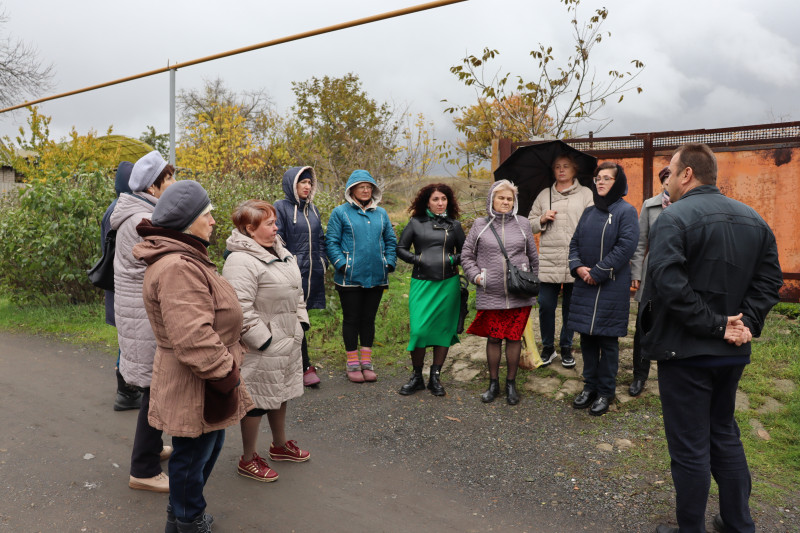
[111,192,158,388]
[222,229,309,410]
[528,181,594,284]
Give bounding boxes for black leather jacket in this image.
[397,215,466,281]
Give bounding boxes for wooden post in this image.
[492,138,513,172]
[642,133,654,200]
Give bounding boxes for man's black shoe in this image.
[572,390,597,409]
[589,396,612,416]
[628,379,645,397]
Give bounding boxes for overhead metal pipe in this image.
[0,0,466,114]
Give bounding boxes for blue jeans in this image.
[658,362,754,533]
[169,430,226,522]
[538,282,574,349]
[579,334,618,397]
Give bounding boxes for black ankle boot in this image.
[480,378,500,403]
[114,369,142,411]
[427,364,445,396]
[398,369,425,395]
[506,379,520,405]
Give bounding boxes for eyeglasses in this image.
[354,184,373,191]
[594,176,616,184]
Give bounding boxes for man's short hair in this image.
[673,143,717,185]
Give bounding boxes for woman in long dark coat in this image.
[275,166,327,387]
[567,162,639,416]
[396,184,466,397]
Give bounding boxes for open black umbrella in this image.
[493,140,597,217]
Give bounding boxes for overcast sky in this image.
[2,0,799,159]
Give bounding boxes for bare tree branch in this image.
[0,8,54,108]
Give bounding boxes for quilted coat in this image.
[461,181,539,310]
[222,229,308,410]
[110,191,158,388]
[528,180,594,283]
[274,166,327,309]
[566,169,639,337]
[133,221,253,437]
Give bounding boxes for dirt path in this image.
[0,332,593,533]
[1,332,795,532]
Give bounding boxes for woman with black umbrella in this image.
[528,153,594,368]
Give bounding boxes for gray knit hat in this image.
[130,150,168,192]
[151,180,212,231]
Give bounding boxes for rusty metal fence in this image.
[496,121,800,301]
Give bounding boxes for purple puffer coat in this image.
[461,181,539,310]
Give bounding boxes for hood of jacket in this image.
[225,228,292,264]
[485,180,519,219]
[110,191,157,230]
[282,166,317,206]
[592,164,628,212]
[133,219,213,267]
[344,170,382,210]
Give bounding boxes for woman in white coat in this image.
[222,199,311,483]
[528,154,593,368]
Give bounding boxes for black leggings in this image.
[336,285,385,351]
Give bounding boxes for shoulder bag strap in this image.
[487,223,510,261]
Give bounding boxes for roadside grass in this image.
[734,309,800,504]
[306,262,417,378]
[0,297,117,354]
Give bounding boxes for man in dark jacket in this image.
[642,143,783,533]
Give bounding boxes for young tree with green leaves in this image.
[289,73,401,188]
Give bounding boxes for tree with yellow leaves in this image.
[0,106,120,182]
[176,100,264,176]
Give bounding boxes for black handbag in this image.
[87,229,117,291]
[488,223,539,297]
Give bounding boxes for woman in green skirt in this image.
[396,184,466,396]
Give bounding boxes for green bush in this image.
[194,173,339,266]
[0,169,115,305]
[0,168,341,305]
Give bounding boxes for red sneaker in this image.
[303,366,321,387]
[237,453,279,482]
[269,440,310,462]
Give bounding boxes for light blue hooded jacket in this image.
[326,170,397,288]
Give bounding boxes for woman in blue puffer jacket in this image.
[326,170,397,383]
[567,162,639,416]
[275,166,326,387]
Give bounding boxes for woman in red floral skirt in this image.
[461,180,539,405]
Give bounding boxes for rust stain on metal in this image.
[773,148,792,166]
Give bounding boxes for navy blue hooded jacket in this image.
[102,161,133,326]
[566,165,639,337]
[274,166,327,310]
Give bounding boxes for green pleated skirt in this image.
[406,275,460,351]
